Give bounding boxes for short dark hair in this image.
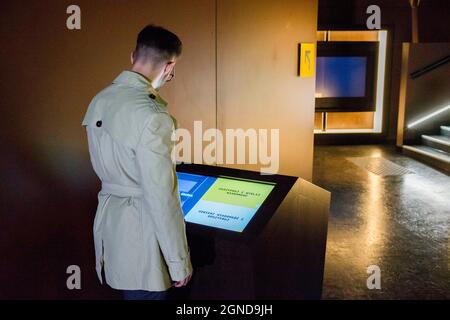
[133,24,182,65]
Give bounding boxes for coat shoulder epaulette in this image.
[146,92,169,115]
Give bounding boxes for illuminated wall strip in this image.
[407,105,450,128]
[373,30,387,133]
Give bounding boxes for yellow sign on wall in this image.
[298,43,316,78]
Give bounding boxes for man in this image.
[82,25,192,300]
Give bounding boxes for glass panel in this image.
[314,112,323,130]
[326,112,374,129]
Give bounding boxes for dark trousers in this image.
[123,289,169,300]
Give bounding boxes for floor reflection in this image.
[314,145,450,299]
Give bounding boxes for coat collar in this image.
[113,70,168,107]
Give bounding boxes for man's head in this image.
[131,24,182,90]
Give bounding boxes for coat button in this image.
[96,120,102,127]
[149,94,156,99]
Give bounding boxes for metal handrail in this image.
[410,55,450,79]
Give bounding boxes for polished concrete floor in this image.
[313,145,450,299]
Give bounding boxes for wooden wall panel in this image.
[217,0,318,179]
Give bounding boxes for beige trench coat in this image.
[82,71,192,291]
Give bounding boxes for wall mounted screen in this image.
[315,41,378,112]
[316,56,367,98]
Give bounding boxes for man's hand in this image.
[173,272,193,288]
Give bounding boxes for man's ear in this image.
[164,61,175,75]
[130,52,135,65]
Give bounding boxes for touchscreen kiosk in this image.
[177,172,275,232]
[174,163,330,299]
[176,163,298,238]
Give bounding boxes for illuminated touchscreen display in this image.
[176,172,275,232]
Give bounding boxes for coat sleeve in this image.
[136,111,192,282]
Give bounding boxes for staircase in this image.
[402,125,450,173]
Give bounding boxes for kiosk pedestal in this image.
[173,164,330,300]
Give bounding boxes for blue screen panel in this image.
[316,56,367,98]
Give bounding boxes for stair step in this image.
[441,126,450,137]
[402,145,450,173]
[422,135,450,153]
